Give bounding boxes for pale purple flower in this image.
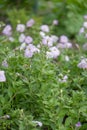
[51,35,58,43]
[53,19,58,25]
[24,44,40,58]
[84,15,87,19]
[79,27,84,34]
[19,34,25,43]
[62,75,68,82]
[57,42,72,49]
[0,70,6,82]
[2,25,12,36]
[25,36,33,44]
[83,22,87,28]
[42,36,53,47]
[75,122,81,127]
[77,59,87,69]
[16,24,25,32]
[2,60,8,67]
[46,47,60,59]
[24,48,33,58]
[26,19,35,27]
[59,75,68,83]
[65,42,72,48]
[60,35,68,43]
[42,35,58,47]
[40,25,49,32]
[27,44,40,53]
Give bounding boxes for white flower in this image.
[0,71,6,82]
[65,56,69,61]
[19,33,25,43]
[59,75,68,83]
[20,42,26,50]
[37,44,41,48]
[83,22,87,28]
[40,31,45,38]
[8,37,14,42]
[0,115,10,119]
[16,24,25,32]
[32,121,42,127]
[46,51,54,59]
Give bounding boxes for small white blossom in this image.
[16,24,25,32]
[83,22,87,28]
[8,37,14,42]
[19,34,25,43]
[20,42,26,50]
[77,59,87,69]
[32,121,42,127]
[40,31,45,38]
[65,56,69,61]
[0,71,6,82]
[59,75,68,83]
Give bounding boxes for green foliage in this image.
[0,0,87,129]
[0,32,87,129]
[7,9,29,28]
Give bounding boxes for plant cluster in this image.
[0,15,87,130]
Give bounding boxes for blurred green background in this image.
[0,0,87,38]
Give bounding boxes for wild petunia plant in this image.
[0,17,87,130]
